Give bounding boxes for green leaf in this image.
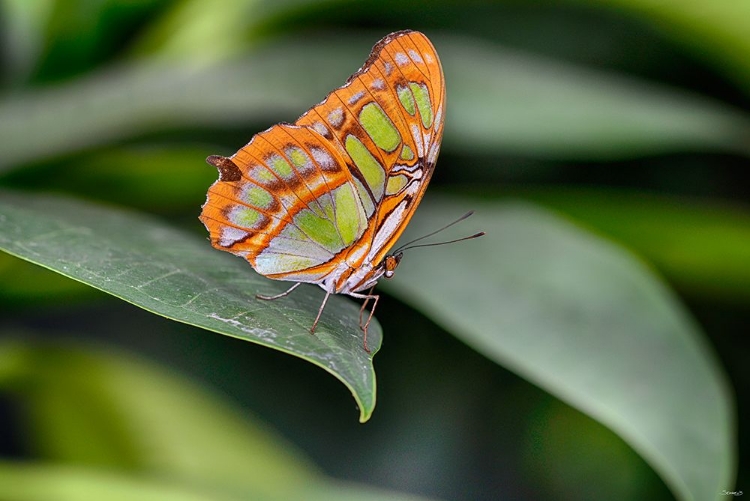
[0,340,318,496]
[385,195,736,501]
[513,187,750,303]
[26,0,167,82]
[0,341,441,501]
[0,253,93,302]
[1,0,55,83]
[1,145,219,212]
[441,34,750,160]
[0,461,442,501]
[128,0,328,62]
[584,0,750,90]
[128,0,263,62]
[0,190,381,422]
[3,33,750,171]
[0,462,256,501]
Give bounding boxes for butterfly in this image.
[200,30,445,352]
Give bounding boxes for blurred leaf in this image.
[129,0,261,62]
[385,195,736,501]
[584,0,750,90]
[515,187,750,303]
[0,462,256,501]
[0,253,93,303]
[0,53,307,173]
[0,340,318,496]
[0,461,443,501]
[441,34,750,159]
[0,190,381,422]
[0,0,55,84]
[29,0,166,82]
[524,397,669,500]
[0,341,442,501]
[129,0,331,62]
[1,145,218,212]
[3,33,750,171]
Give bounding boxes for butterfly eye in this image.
[384,254,402,278]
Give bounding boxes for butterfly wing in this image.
[296,30,446,275]
[200,30,445,287]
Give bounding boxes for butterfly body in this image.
[200,30,445,349]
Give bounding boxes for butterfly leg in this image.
[358,286,376,327]
[350,290,379,353]
[256,282,302,301]
[310,291,332,334]
[258,283,331,336]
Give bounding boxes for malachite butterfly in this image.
[200,30,445,352]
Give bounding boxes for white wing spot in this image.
[348,90,366,105]
[428,141,441,165]
[383,62,393,76]
[311,147,337,171]
[368,200,408,262]
[433,104,443,132]
[411,123,425,157]
[219,227,249,247]
[372,78,385,90]
[408,49,423,63]
[424,52,434,64]
[328,107,344,127]
[311,121,331,138]
[404,180,421,196]
[394,52,409,66]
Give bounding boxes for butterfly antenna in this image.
[393,211,484,254]
[398,232,485,252]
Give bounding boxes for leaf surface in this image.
[0,190,380,422]
[385,195,736,501]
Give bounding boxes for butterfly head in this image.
[383,252,403,279]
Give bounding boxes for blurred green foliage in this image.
[0,1,747,500]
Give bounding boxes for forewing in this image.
[296,30,446,266]
[200,30,445,283]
